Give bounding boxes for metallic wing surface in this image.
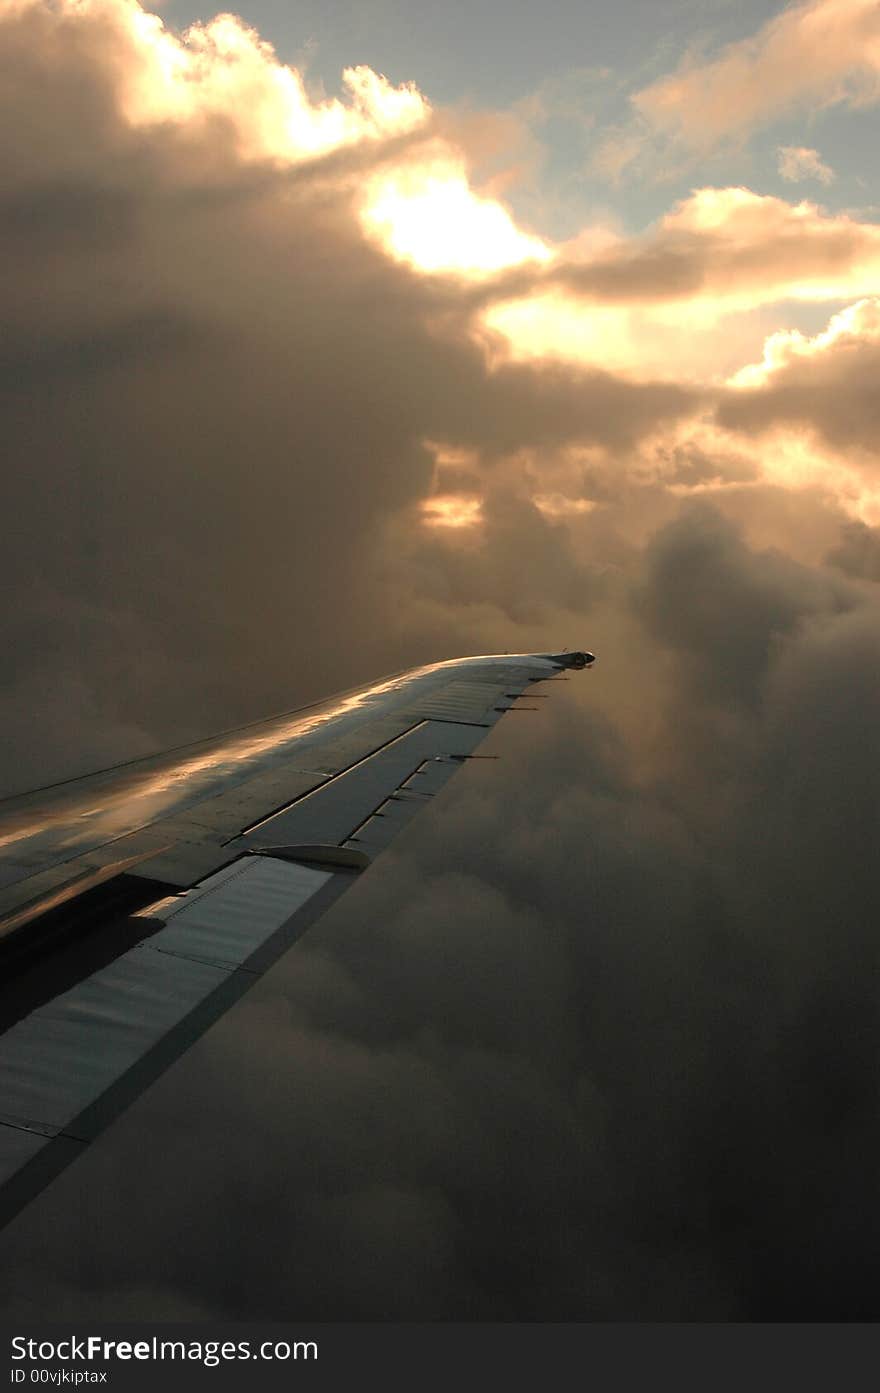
[0,649,593,1229]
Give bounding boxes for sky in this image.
[1,0,880,1320]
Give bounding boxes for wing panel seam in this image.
[232,720,427,842]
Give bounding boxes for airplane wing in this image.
[0,650,592,1230]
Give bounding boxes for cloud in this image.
[4,506,880,1320]
[777,144,835,184]
[480,189,880,382]
[0,0,694,785]
[728,295,880,387]
[632,0,880,154]
[826,519,880,581]
[719,300,880,504]
[360,147,551,275]
[558,188,880,308]
[88,0,430,163]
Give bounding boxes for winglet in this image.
[545,650,596,669]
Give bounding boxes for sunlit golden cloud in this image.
[709,295,880,522]
[581,187,880,308]
[360,149,552,276]
[126,12,427,160]
[33,0,549,278]
[420,494,484,528]
[741,431,880,525]
[10,0,428,164]
[532,494,596,519]
[637,414,880,529]
[556,280,880,522]
[5,0,880,611]
[631,0,880,152]
[728,297,880,388]
[479,190,880,383]
[481,290,763,382]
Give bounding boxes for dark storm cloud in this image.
[388,484,603,625]
[4,504,880,1321]
[631,505,855,708]
[827,520,880,582]
[0,181,136,257]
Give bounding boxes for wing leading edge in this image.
[0,650,592,1230]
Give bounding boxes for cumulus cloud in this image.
[551,188,880,309]
[479,189,880,383]
[777,144,835,184]
[719,299,880,511]
[39,0,429,163]
[728,295,880,387]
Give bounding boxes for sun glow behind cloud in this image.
[54,0,548,277]
[420,495,484,528]
[360,155,552,276]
